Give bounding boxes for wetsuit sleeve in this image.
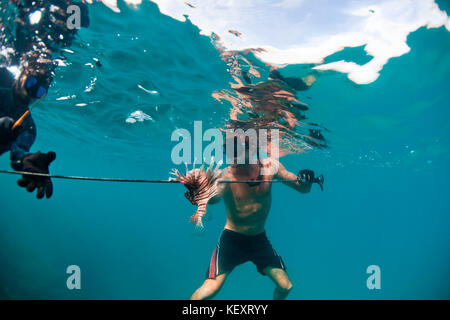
[10,114,36,170]
[0,117,13,156]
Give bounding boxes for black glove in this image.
[297,169,315,184]
[0,117,19,146]
[17,151,56,199]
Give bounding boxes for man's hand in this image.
[274,160,313,193]
[16,151,56,199]
[0,117,19,146]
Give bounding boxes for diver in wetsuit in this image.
[0,66,56,199]
[0,0,89,199]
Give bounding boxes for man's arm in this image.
[0,117,17,154]
[274,160,312,193]
[10,114,36,170]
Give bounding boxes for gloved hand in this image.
[17,151,56,199]
[297,169,315,184]
[0,117,19,146]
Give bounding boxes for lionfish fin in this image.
[215,159,223,172]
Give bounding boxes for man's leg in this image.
[190,273,228,300]
[263,267,293,300]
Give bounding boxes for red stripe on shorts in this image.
[209,248,217,278]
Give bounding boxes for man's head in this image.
[14,66,50,103]
[224,130,260,166]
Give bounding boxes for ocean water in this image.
[0,0,449,299]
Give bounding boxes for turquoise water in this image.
[0,1,449,299]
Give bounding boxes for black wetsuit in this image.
[0,71,36,169]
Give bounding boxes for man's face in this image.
[14,73,30,101]
[226,136,258,165]
[17,72,48,102]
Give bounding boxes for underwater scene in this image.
[0,0,449,299]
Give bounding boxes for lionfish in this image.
[170,159,223,229]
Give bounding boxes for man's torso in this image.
[222,159,276,235]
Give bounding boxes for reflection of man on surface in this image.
[179,134,319,300]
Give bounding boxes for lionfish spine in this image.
[171,161,223,229]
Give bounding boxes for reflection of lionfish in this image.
[170,159,223,229]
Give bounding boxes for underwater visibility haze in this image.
[0,0,449,299]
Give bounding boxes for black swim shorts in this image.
[205,229,286,279]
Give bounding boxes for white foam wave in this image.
[91,0,450,84]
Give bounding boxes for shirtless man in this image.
[182,136,322,300]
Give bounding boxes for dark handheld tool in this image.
[313,174,324,191]
[298,169,325,191]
